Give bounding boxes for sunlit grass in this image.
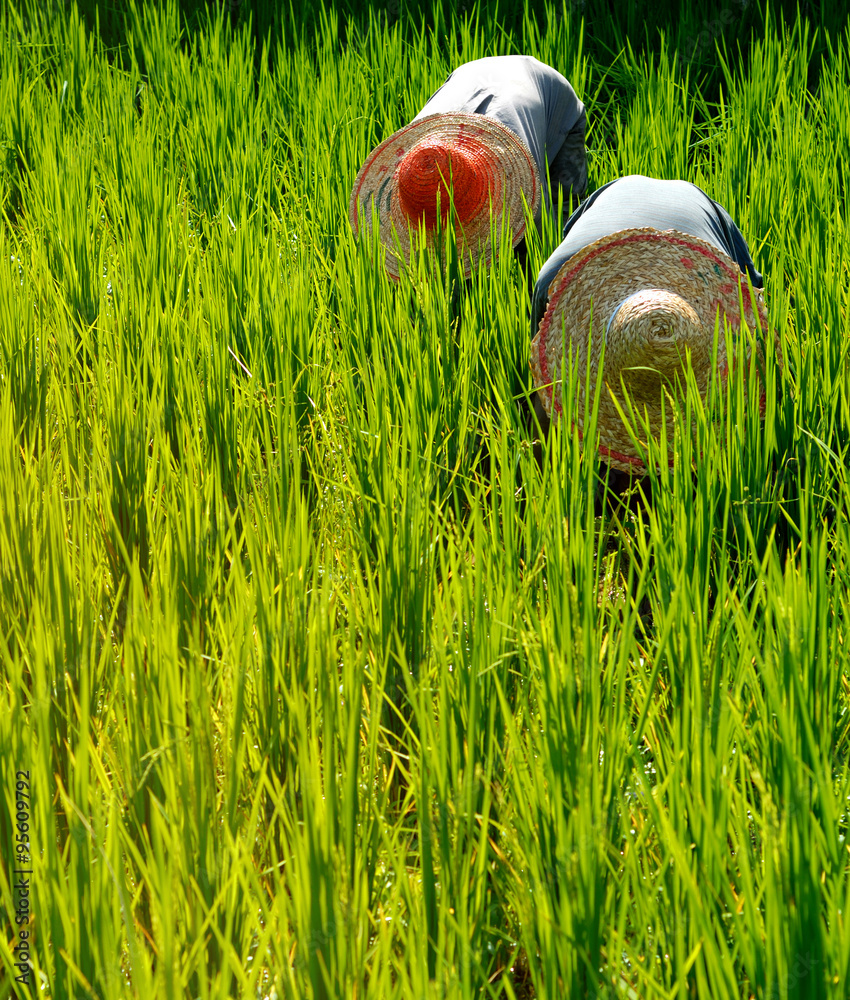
[0,0,848,997]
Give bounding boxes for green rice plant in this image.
[1,0,850,997]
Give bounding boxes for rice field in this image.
[0,0,849,997]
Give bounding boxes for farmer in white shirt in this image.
[529,175,776,485]
[349,55,587,278]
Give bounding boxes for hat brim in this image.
[349,113,541,279]
[530,227,772,473]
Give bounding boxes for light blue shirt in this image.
[531,175,764,336]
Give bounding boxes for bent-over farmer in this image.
[529,174,776,478]
[349,55,587,279]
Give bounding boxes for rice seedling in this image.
[0,0,849,997]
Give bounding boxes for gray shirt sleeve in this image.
[546,108,588,219]
[530,174,763,337]
[412,55,586,218]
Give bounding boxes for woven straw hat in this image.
[349,113,541,279]
[530,227,772,473]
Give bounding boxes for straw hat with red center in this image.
[530,227,775,473]
[349,113,541,279]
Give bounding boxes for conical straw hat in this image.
[529,227,772,473]
[349,113,541,279]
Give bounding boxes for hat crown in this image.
[349,112,540,279]
[605,289,707,401]
[396,138,489,229]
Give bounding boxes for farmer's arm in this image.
[709,198,764,288]
[547,109,588,222]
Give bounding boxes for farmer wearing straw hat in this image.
[349,55,587,279]
[529,174,773,479]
